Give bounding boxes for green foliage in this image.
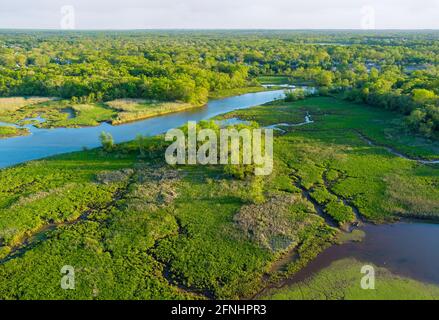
[135,134,147,157]
[310,186,355,226]
[99,131,114,152]
[325,201,355,225]
[0,30,438,138]
[412,89,437,104]
[407,105,439,138]
[208,86,267,99]
[263,259,439,300]
[247,176,265,204]
[0,31,253,103]
[220,97,439,222]
[284,88,306,102]
[0,30,439,300]
[0,94,438,299]
[0,126,28,138]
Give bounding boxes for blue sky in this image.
[1,0,438,29]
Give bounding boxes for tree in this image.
[135,134,146,157]
[412,89,436,104]
[284,88,306,102]
[248,176,265,204]
[99,131,114,152]
[407,108,426,129]
[316,71,334,87]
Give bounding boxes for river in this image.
[284,221,439,286]
[0,90,285,168]
[1,89,439,295]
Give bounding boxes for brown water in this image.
[287,221,439,286]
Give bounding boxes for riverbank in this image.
[0,97,198,130]
[0,90,286,168]
[218,96,439,298]
[0,94,437,299]
[0,86,279,137]
[208,86,269,99]
[108,99,199,125]
[0,126,29,139]
[261,258,439,300]
[254,220,439,299]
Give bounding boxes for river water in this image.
[287,221,439,286]
[0,90,285,168]
[1,89,439,292]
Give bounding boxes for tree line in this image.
[0,30,437,137]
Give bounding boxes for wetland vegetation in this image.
[0,30,438,300]
[0,96,437,299]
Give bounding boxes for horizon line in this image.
[0,28,439,32]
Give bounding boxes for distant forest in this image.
[0,30,438,137]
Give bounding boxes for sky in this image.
[0,0,438,30]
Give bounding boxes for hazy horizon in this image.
[0,28,439,31]
[1,0,438,30]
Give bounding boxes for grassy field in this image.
[0,141,335,299]
[262,259,439,300]
[106,99,196,124]
[220,97,439,222]
[0,85,275,133]
[0,96,437,299]
[208,86,268,99]
[0,97,55,112]
[0,97,199,130]
[0,98,98,128]
[257,76,291,85]
[0,86,271,133]
[0,126,29,138]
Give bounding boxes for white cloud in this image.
[0,0,438,29]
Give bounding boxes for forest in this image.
[0,30,438,301]
[0,30,438,137]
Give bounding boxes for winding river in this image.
[0,90,285,168]
[1,89,439,296]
